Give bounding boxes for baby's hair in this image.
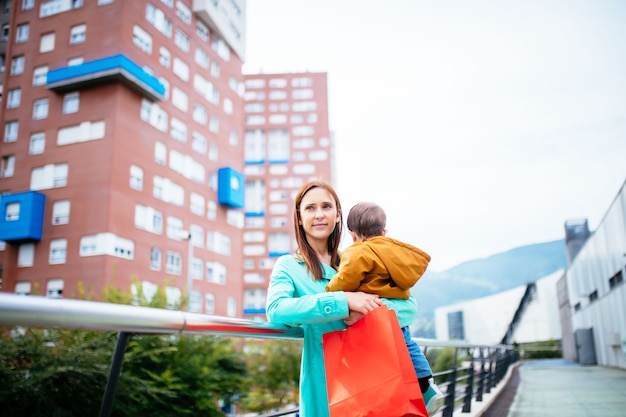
[346,202,386,238]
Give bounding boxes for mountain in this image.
[411,239,568,337]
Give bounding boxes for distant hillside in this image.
[411,239,568,337]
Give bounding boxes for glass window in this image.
[33,98,49,120]
[40,32,55,53]
[159,47,170,67]
[7,88,21,109]
[16,23,29,43]
[5,202,19,221]
[62,92,79,114]
[133,25,152,54]
[10,56,25,75]
[69,24,85,44]
[33,66,48,86]
[46,279,64,298]
[1,155,15,177]
[4,121,18,143]
[52,200,70,225]
[17,243,35,267]
[29,132,45,155]
[49,239,67,264]
[174,28,189,52]
[130,165,143,190]
[150,247,161,270]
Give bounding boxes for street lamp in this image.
[181,230,193,312]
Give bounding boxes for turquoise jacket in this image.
[266,254,418,417]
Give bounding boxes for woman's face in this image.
[299,187,340,244]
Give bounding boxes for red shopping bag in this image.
[322,305,428,417]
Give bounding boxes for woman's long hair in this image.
[293,180,343,280]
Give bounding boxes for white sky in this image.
[242,0,626,271]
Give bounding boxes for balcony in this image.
[47,54,165,101]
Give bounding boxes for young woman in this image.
[266,180,419,417]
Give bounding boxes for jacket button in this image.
[323,306,332,315]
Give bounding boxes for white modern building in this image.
[435,270,563,346]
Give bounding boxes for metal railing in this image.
[0,293,516,417]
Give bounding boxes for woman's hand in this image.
[343,292,383,325]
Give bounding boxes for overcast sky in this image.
[242,0,626,271]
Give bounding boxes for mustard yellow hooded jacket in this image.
[326,235,431,299]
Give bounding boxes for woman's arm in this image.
[266,257,350,326]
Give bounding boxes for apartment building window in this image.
[210,61,220,78]
[229,129,238,146]
[172,57,189,81]
[7,88,21,108]
[172,87,188,112]
[1,155,15,177]
[15,281,31,295]
[292,77,313,87]
[208,142,218,161]
[33,98,49,120]
[130,165,143,190]
[206,261,226,285]
[69,24,86,44]
[293,89,314,99]
[40,0,83,17]
[57,121,105,145]
[245,179,266,215]
[1,24,8,42]
[170,118,187,142]
[227,297,236,317]
[166,216,184,240]
[165,251,182,274]
[161,0,173,8]
[175,1,191,24]
[212,37,230,61]
[10,56,24,75]
[4,121,18,142]
[146,3,172,37]
[40,32,55,53]
[207,201,217,220]
[205,293,215,314]
[15,23,29,43]
[68,56,83,66]
[49,239,67,264]
[190,192,205,216]
[223,98,233,115]
[154,141,166,164]
[62,92,79,114]
[47,279,64,298]
[52,200,70,225]
[207,231,231,256]
[133,25,152,54]
[195,47,209,68]
[97,0,113,5]
[29,132,45,155]
[244,129,266,163]
[135,205,163,234]
[267,129,289,162]
[33,66,48,86]
[30,163,68,190]
[192,103,207,125]
[140,99,167,132]
[159,46,170,67]
[209,115,219,133]
[18,243,35,267]
[174,28,189,52]
[150,247,161,270]
[5,202,19,221]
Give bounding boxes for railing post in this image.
[99,332,130,417]
[476,348,485,402]
[442,366,456,417]
[462,357,474,412]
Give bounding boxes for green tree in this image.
[0,281,251,417]
[241,339,302,414]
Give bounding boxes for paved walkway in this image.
[479,359,626,417]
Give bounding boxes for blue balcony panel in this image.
[269,251,290,258]
[243,308,266,315]
[244,160,265,165]
[245,212,265,217]
[46,54,165,101]
[268,159,289,164]
[217,167,245,208]
[0,191,46,242]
